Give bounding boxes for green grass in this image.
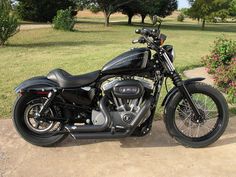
[0,17,236,118]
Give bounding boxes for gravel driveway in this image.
[0,117,236,177]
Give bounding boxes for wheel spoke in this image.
[175,92,220,139]
[196,124,200,137]
[177,114,191,129]
[188,118,192,137]
[35,122,40,129]
[178,107,189,117]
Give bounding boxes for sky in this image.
[178,0,191,9]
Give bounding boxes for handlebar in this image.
[135,28,160,37]
[132,37,146,44]
[133,28,167,47]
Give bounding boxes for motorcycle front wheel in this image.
[164,82,229,148]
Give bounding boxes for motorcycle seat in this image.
[47,68,100,88]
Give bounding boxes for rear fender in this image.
[15,76,59,94]
[161,77,205,107]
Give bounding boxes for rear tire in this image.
[13,94,67,147]
[164,83,229,148]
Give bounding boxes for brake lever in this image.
[132,37,146,44]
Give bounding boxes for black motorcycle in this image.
[13,22,229,148]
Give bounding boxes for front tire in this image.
[13,94,67,147]
[164,83,229,148]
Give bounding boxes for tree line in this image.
[15,0,178,26]
[6,0,236,29]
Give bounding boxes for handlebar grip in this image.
[132,39,139,44]
[141,28,151,36]
[132,37,146,44]
[135,29,141,34]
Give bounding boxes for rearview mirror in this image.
[152,15,158,25]
[153,15,163,29]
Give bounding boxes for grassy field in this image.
[0,14,236,118]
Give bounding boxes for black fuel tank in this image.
[101,48,151,74]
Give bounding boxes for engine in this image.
[92,77,153,129]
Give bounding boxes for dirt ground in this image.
[0,117,236,177]
[20,24,51,31]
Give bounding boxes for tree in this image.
[82,0,134,26]
[0,0,19,46]
[138,0,149,24]
[177,13,185,22]
[188,0,231,30]
[229,0,236,17]
[148,0,178,19]
[53,8,76,31]
[119,0,150,24]
[17,0,77,22]
[119,1,141,25]
[119,0,177,25]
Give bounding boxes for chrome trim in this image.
[163,52,175,72]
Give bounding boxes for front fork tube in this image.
[171,72,201,118]
[159,49,201,118]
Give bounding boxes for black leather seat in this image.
[47,69,100,88]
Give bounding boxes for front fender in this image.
[15,76,59,93]
[161,77,205,107]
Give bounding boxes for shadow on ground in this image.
[79,20,236,33]
[7,40,113,48]
[57,117,236,149]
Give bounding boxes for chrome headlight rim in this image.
[171,48,175,62]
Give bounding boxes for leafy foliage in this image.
[180,8,189,17]
[229,0,236,17]
[118,1,143,24]
[0,0,19,46]
[53,8,76,31]
[17,0,77,22]
[177,13,185,22]
[202,36,236,103]
[78,0,177,26]
[148,0,177,18]
[79,0,133,26]
[119,0,177,25]
[188,0,231,29]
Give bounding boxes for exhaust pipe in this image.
[71,98,152,139]
[65,96,111,133]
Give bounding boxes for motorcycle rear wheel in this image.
[13,94,67,147]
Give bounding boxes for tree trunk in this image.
[128,14,133,25]
[0,40,4,47]
[104,12,111,27]
[141,14,146,24]
[201,18,206,30]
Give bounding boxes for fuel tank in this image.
[101,48,151,74]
